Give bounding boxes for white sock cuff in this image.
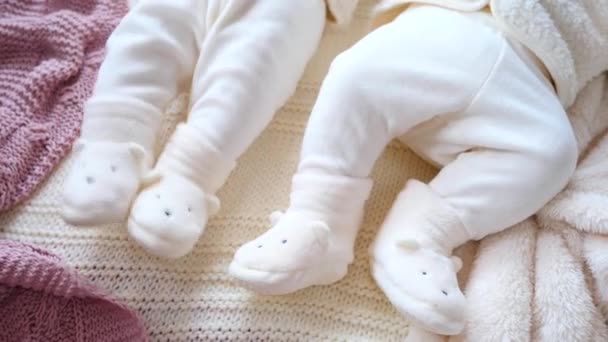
[155,123,236,193]
[393,180,471,253]
[289,173,373,216]
[81,97,162,150]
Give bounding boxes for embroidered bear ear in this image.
[206,196,220,216]
[141,170,163,187]
[127,142,146,162]
[269,211,284,226]
[72,139,88,153]
[309,220,331,249]
[310,220,330,233]
[450,256,463,272]
[396,239,421,251]
[127,142,150,176]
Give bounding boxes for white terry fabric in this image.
[230,5,578,334]
[373,0,608,109]
[490,0,608,108]
[62,0,326,258]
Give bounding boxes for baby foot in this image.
[371,238,465,335]
[127,171,219,259]
[230,211,351,295]
[61,140,148,226]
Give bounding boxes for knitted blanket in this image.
[0,239,146,341]
[1,1,607,341]
[0,0,127,212]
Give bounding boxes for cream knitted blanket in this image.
[2,1,608,341]
[0,2,424,340]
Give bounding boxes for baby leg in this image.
[370,7,578,336]
[61,0,200,225]
[127,0,327,258]
[229,6,505,295]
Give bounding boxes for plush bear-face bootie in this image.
[230,210,347,295]
[230,173,373,295]
[372,238,465,335]
[61,101,161,226]
[128,171,219,259]
[370,180,471,335]
[127,123,235,259]
[62,140,149,226]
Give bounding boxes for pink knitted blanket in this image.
[0,239,147,341]
[0,0,127,211]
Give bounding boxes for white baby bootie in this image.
[62,140,149,225]
[128,171,220,259]
[370,180,470,335]
[230,173,373,295]
[128,123,235,259]
[61,101,160,226]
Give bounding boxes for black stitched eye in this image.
[257,245,263,248]
[164,209,172,217]
[282,239,287,244]
[422,271,427,275]
[442,290,448,296]
[86,176,94,184]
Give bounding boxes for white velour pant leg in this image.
[62,0,201,226]
[128,0,327,259]
[371,6,577,336]
[230,5,504,296]
[401,35,577,246]
[186,0,327,161]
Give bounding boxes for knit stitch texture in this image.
[0,0,127,212]
[0,239,147,341]
[2,1,608,340]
